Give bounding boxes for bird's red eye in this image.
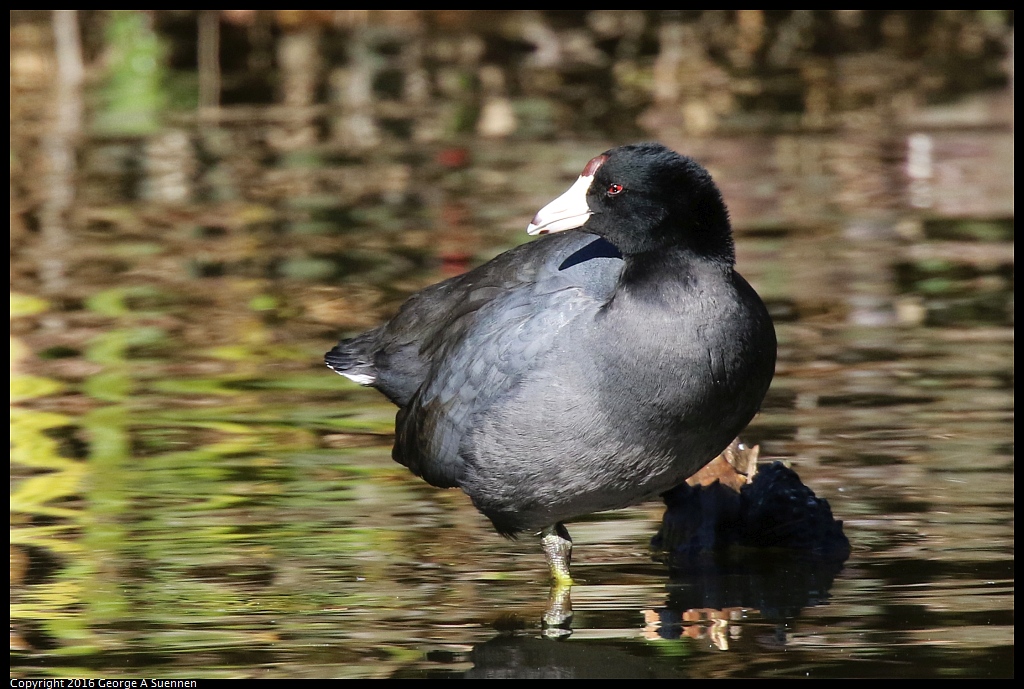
[607,183,624,196]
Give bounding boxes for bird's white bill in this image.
[526,173,594,235]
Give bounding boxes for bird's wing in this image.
[336,232,616,405]
[393,281,593,488]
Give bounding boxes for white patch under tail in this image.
[337,371,375,386]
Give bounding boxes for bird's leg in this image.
[540,522,574,585]
[540,522,574,636]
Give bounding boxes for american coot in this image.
[326,143,776,583]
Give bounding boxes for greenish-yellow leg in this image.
[540,522,574,585]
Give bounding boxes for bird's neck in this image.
[617,246,731,303]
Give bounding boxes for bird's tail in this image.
[325,332,379,386]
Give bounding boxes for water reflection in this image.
[11,10,1014,680]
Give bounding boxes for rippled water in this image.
[11,13,1013,679]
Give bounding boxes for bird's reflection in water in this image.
[542,582,574,639]
[463,635,672,679]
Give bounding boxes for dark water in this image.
[11,11,1014,679]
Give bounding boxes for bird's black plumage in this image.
[326,143,776,554]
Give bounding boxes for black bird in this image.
[326,143,776,583]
